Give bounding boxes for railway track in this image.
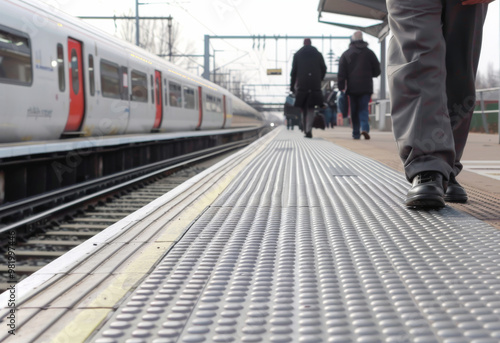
[0,143,244,291]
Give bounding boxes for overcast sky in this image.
[40,0,500,101]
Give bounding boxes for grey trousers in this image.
[386,0,488,181]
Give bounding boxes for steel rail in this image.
[0,139,251,235]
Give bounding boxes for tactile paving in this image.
[91,128,500,343]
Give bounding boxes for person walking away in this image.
[386,0,492,209]
[337,31,381,140]
[325,89,338,128]
[290,38,327,138]
[336,89,348,126]
[284,93,299,130]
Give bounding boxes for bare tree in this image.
[118,12,248,88]
[476,62,499,89]
[119,10,193,67]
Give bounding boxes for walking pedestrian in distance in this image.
[290,38,327,138]
[337,31,381,140]
[386,0,493,208]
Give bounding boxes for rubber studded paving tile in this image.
[91,129,500,343]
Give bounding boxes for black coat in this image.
[290,45,327,109]
[338,41,381,95]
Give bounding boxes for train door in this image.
[222,95,227,128]
[64,38,85,132]
[196,86,203,129]
[153,70,162,129]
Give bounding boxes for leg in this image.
[359,94,371,133]
[323,108,329,128]
[387,0,454,182]
[443,1,488,176]
[304,107,315,137]
[349,95,361,139]
[325,107,332,128]
[300,108,306,132]
[442,1,488,204]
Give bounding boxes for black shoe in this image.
[444,174,468,203]
[305,132,312,138]
[361,131,370,140]
[405,172,446,208]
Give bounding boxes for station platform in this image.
[313,126,500,230]
[2,126,500,343]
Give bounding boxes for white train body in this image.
[0,0,263,143]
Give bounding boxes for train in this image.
[0,0,264,143]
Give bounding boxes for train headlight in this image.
[51,60,58,68]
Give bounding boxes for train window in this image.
[0,26,32,86]
[57,44,65,91]
[205,94,212,112]
[88,55,95,96]
[205,94,220,112]
[168,81,182,107]
[131,70,147,102]
[215,97,222,113]
[71,49,79,95]
[100,59,120,99]
[150,75,154,104]
[183,86,197,110]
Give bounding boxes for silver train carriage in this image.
[0,0,263,143]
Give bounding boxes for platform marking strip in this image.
[461,160,500,181]
[49,130,279,343]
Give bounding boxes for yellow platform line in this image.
[49,129,279,343]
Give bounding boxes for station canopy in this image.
[317,0,389,40]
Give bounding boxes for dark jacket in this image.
[338,41,381,95]
[290,45,327,108]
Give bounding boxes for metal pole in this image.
[213,50,216,84]
[168,18,172,62]
[202,35,210,80]
[206,35,349,40]
[480,91,489,133]
[202,34,348,82]
[275,37,278,68]
[135,0,140,46]
[380,37,386,100]
[285,35,288,86]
